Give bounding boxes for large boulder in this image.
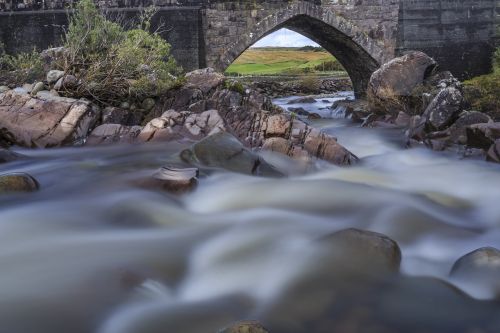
[0,90,100,147]
[368,51,437,116]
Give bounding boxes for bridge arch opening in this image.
[218,14,380,98]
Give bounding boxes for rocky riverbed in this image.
[1,91,500,333]
[1,50,500,333]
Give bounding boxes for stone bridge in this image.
[0,0,498,96]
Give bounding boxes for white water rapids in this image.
[0,92,500,333]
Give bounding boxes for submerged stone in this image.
[219,321,269,333]
[181,132,281,177]
[0,173,39,193]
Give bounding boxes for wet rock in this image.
[0,149,23,163]
[486,140,500,163]
[321,228,402,274]
[451,247,500,276]
[86,124,142,145]
[0,90,100,147]
[332,99,369,122]
[287,107,309,116]
[219,321,269,333]
[394,111,411,127]
[46,70,65,84]
[368,51,437,116]
[447,111,492,145]
[466,122,500,149]
[450,247,500,297]
[180,132,280,176]
[307,113,321,120]
[424,87,463,131]
[287,96,316,104]
[140,166,199,194]
[0,173,39,193]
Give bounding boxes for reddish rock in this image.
[0,90,99,148]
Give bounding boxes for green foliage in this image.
[0,48,44,85]
[463,48,500,120]
[313,59,345,72]
[224,80,245,94]
[62,0,181,104]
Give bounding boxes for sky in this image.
[251,28,320,48]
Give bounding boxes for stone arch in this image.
[212,2,385,98]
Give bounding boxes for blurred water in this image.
[0,94,500,333]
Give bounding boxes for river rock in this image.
[423,87,463,131]
[320,228,402,274]
[46,70,65,84]
[0,148,23,163]
[138,109,226,143]
[180,132,281,176]
[0,173,39,193]
[0,86,9,93]
[447,111,492,145]
[368,51,437,116]
[219,321,269,333]
[53,75,79,91]
[486,140,500,163]
[140,166,199,194]
[86,124,142,145]
[101,106,143,126]
[30,82,45,96]
[450,247,500,296]
[287,107,309,116]
[287,96,316,104]
[466,122,500,149]
[184,68,225,95]
[0,90,100,147]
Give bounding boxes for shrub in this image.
[0,48,44,85]
[299,75,320,93]
[61,0,182,104]
[313,59,345,72]
[463,48,500,120]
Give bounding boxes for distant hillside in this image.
[225,47,345,76]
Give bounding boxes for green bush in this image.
[313,59,345,72]
[61,0,182,104]
[463,48,500,120]
[0,48,44,85]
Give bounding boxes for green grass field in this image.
[225,47,345,76]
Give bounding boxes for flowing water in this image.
[1,92,500,333]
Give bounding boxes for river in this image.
[1,92,500,333]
